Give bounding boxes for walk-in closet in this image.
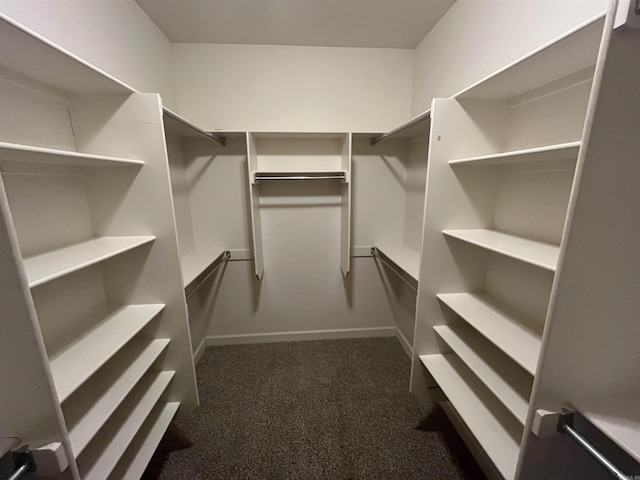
[0,1,639,479]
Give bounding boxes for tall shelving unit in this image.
[410,13,608,480]
[0,13,197,480]
[246,132,352,278]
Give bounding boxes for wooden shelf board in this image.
[24,236,155,288]
[163,108,224,144]
[572,394,640,464]
[434,323,531,424]
[421,353,521,480]
[0,14,134,94]
[79,370,174,480]
[107,402,180,480]
[437,293,541,375]
[181,247,226,290]
[375,242,420,283]
[67,338,170,456]
[0,141,143,167]
[455,15,603,100]
[50,304,165,402]
[449,141,581,166]
[443,229,559,271]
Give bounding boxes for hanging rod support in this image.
[371,247,418,292]
[7,449,36,480]
[557,410,628,480]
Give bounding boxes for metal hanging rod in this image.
[255,175,345,182]
[557,410,629,480]
[4,449,35,480]
[185,250,231,299]
[370,110,431,146]
[371,247,418,292]
[253,172,347,183]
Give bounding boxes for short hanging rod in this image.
[370,110,431,146]
[557,410,629,480]
[371,247,418,292]
[185,250,231,299]
[255,175,345,182]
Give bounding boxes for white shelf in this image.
[437,293,541,375]
[107,401,180,480]
[79,370,175,480]
[181,247,226,290]
[163,108,225,144]
[434,323,531,424]
[66,338,170,456]
[0,142,144,167]
[443,229,559,271]
[375,242,420,283]
[455,15,603,100]
[0,14,134,94]
[251,170,348,184]
[50,304,165,402]
[448,141,581,167]
[572,394,640,464]
[24,236,156,288]
[421,353,521,480]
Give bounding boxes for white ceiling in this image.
[134,0,456,49]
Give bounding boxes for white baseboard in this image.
[395,327,413,358]
[193,337,207,364]
[205,326,397,346]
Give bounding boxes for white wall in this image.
[410,0,610,115]
[0,0,179,110]
[172,43,414,132]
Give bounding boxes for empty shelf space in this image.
[572,394,640,463]
[421,353,521,480]
[252,170,348,184]
[437,293,541,375]
[50,304,165,402]
[443,229,559,271]
[65,338,170,456]
[372,243,420,288]
[0,142,144,167]
[455,15,602,100]
[448,141,581,166]
[78,370,175,480]
[107,402,180,480]
[181,248,227,291]
[0,14,133,94]
[434,323,532,424]
[24,236,155,288]
[163,108,225,144]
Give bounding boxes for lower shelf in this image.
[108,401,180,480]
[78,370,174,480]
[421,353,522,480]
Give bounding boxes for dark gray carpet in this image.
[143,338,486,480]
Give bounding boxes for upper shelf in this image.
[443,229,559,272]
[448,141,581,167]
[24,236,155,288]
[162,108,226,145]
[0,14,134,94]
[369,110,431,146]
[455,15,604,100]
[0,141,144,168]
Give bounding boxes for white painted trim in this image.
[395,327,413,358]
[192,338,207,364]
[351,245,373,257]
[205,326,396,345]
